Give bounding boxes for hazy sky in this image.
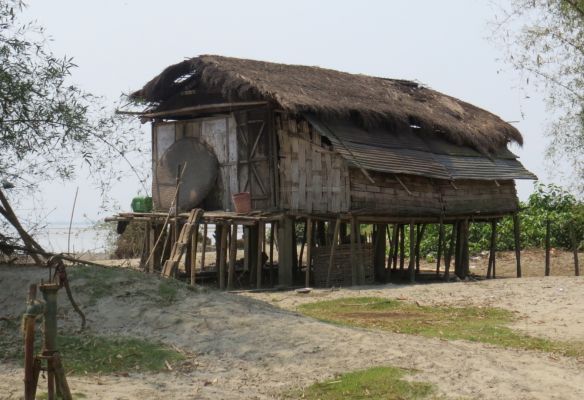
[19,0,555,224]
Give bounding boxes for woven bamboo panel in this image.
[312,243,374,287]
[277,115,350,213]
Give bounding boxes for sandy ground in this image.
[1,257,584,399]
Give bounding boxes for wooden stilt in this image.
[228,224,237,290]
[487,219,497,279]
[415,224,426,274]
[408,221,415,283]
[305,218,313,288]
[356,218,365,284]
[545,218,551,276]
[513,213,522,278]
[374,224,387,282]
[218,223,228,290]
[269,222,275,287]
[399,224,406,275]
[191,221,199,286]
[277,217,294,286]
[257,222,265,288]
[298,220,307,270]
[462,219,470,278]
[391,224,399,271]
[569,222,580,276]
[200,224,207,272]
[326,218,341,287]
[444,223,456,281]
[350,218,357,286]
[436,218,444,275]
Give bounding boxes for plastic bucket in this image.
[232,192,251,213]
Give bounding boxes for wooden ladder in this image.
[161,208,203,278]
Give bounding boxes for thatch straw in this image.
[131,55,523,153]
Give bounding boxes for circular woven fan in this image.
[154,138,218,211]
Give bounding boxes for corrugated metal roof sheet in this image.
[305,115,537,181]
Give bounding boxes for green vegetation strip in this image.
[288,366,436,400]
[0,320,183,374]
[298,297,584,358]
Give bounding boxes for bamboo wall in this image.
[276,115,351,213]
[350,169,519,216]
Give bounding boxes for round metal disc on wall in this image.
[154,138,218,211]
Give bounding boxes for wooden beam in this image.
[190,221,199,286]
[141,101,268,119]
[269,222,276,287]
[355,218,365,284]
[374,224,387,282]
[444,223,456,281]
[277,217,294,286]
[200,224,207,272]
[399,224,405,275]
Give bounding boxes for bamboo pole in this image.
[545,218,551,276]
[228,224,237,290]
[257,222,265,288]
[305,218,313,288]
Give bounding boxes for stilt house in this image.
[121,55,536,288]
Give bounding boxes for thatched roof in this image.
[131,55,523,154]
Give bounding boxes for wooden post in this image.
[350,218,357,285]
[257,221,265,288]
[545,218,551,277]
[277,217,294,286]
[454,221,462,278]
[316,221,326,246]
[326,218,341,287]
[569,222,580,276]
[355,218,365,284]
[513,213,522,278]
[436,218,444,275]
[269,222,275,287]
[399,224,405,274]
[415,224,426,274]
[408,222,415,283]
[374,224,387,282]
[200,224,207,272]
[298,220,307,270]
[462,219,470,278]
[487,219,497,279]
[218,223,228,290]
[228,223,237,290]
[305,218,313,288]
[444,223,456,281]
[190,222,199,286]
[247,225,259,285]
[391,224,399,271]
[147,221,155,273]
[339,222,348,244]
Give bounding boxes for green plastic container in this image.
[131,196,153,213]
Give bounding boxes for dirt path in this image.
[1,265,583,399]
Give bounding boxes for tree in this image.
[493,0,584,192]
[0,0,146,252]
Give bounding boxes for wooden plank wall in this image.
[350,169,519,216]
[277,115,350,213]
